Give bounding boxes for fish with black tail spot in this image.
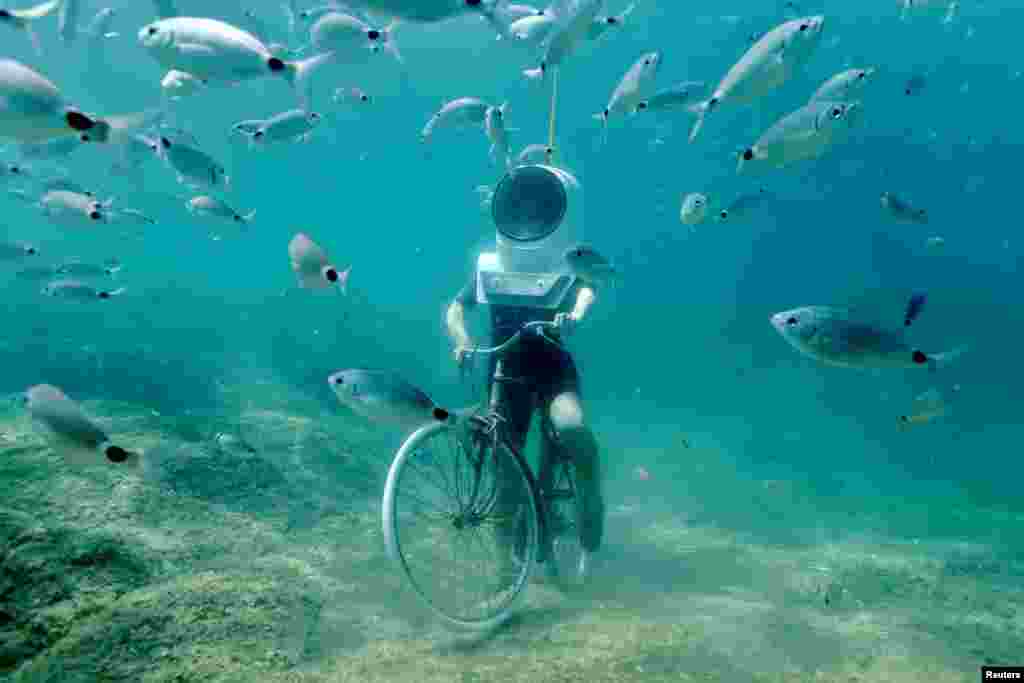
[25,384,136,464]
[288,233,350,293]
[770,294,966,370]
[327,369,451,433]
[0,59,141,144]
[41,279,125,301]
[881,191,928,223]
[0,0,60,55]
[593,51,661,144]
[688,16,825,142]
[138,17,334,110]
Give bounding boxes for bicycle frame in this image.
[466,322,570,564]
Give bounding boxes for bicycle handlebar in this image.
[462,321,561,360]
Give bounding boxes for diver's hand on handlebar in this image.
[553,312,576,337]
[454,343,472,368]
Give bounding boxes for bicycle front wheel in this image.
[382,419,540,630]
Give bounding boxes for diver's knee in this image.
[548,393,585,435]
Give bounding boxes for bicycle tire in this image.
[382,419,541,630]
[542,457,591,591]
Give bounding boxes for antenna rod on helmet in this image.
[546,69,559,166]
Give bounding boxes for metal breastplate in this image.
[475,252,576,310]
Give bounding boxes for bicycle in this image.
[381,320,591,630]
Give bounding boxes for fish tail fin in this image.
[618,2,638,21]
[25,24,43,56]
[81,108,164,144]
[687,100,711,143]
[523,65,545,81]
[383,19,404,64]
[281,52,334,110]
[338,266,351,295]
[104,287,126,298]
[943,0,958,24]
[925,345,968,372]
[591,110,609,147]
[243,209,256,223]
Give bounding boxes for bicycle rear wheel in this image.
[543,457,591,591]
[382,418,540,630]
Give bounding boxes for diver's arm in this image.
[570,286,596,323]
[446,300,472,352]
[555,285,596,335]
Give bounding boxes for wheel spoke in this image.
[385,424,539,627]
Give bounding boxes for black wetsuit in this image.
[455,274,582,452]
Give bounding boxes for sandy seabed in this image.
[1,386,1021,683]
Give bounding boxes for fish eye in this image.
[719,210,728,219]
[26,247,36,255]
[786,316,798,326]
[147,26,158,35]
[89,210,102,220]
[831,107,842,118]
[643,59,650,65]
[857,72,866,79]
[360,94,369,102]
[333,376,343,385]
[367,29,381,40]
[325,268,339,282]
[10,165,19,174]
[799,24,808,30]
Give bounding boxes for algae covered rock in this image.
[0,508,153,675]
[13,571,318,682]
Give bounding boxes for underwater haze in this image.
[2,0,1023,680]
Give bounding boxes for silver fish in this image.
[770,302,965,370]
[809,68,875,103]
[421,97,490,143]
[25,384,134,463]
[58,0,81,44]
[880,192,928,223]
[158,136,229,191]
[523,0,605,80]
[564,243,618,285]
[232,109,321,146]
[39,190,110,223]
[288,232,349,292]
[689,16,825,142]
[54,259,121,278]
[716,188,770,222]
[0,59,124,143]
[587,2,636,40]
[41,279,124,300]
[327,369,449,432]
[0,241,39,260]
[484,102,511,168]
[594,51,662,138]
[187,195,256,223]
[138,17,333,108]
[679,192,709,225]
[738,100,861,173]
[636,81,706,113]
[0,0,60,55]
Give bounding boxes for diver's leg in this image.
[546,391,604,553]
[493,380,534,574]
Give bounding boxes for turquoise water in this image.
[2,0,1023,680]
